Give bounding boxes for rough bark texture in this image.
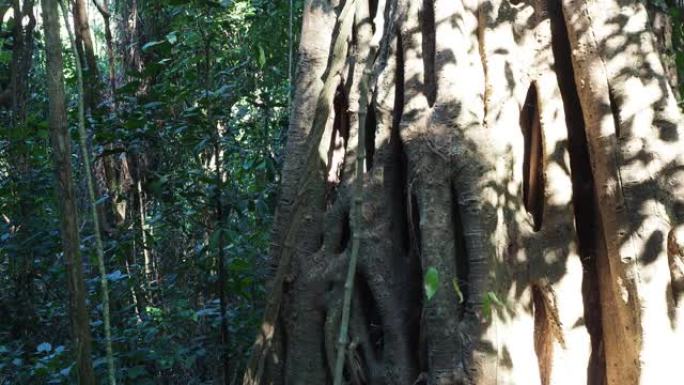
[245,0,684,384]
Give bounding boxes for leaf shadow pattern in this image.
[243,0,684,384]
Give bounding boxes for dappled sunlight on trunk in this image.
[244,0,684,384]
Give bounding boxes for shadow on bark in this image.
[243,0,684,384]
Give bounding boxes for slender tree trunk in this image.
[68,0,117,237]
[42,1,96,384]
[214,136,231,385]
[60,2,117,383]
[120,0,143,79]
[73,0,100,112]
[93,0,117,108]
[245,0,684,384]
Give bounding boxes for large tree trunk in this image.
[245,0,684,384]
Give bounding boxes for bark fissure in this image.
[521,83,545,232]
[327,85,351,187]
[452,184,470,321]
[549,4,606,383]
[607,88,621,140]
[421,0,436,107]
[365,101,377,170]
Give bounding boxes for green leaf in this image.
[257,45,266,68]
[424,267,439,301]
[127,366,147,379]
[37,129,49,140]
[209,229,223,250]
[143,101,163,110]
[95,194,109,206]
[59,365,72,377]
[142,40,166,52]
[165,32,178,45]
[106,270,126,282]
[487,291,504,307]
[36,342,52,353]
[482,291,504,320]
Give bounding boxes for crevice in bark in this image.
[327,85,351,188]
[420,0,436,107]
[549,4,605,384]
[607,88,621,139]
[338,212,351,253]
[393,29,413,257]
[365,101,377,171]
[409,192,422,258]
[397,148,411,255]
[408,188,428,377]
[416,283,428,379]
[521,83,544,232]
[668,229,684,308]
[356,274,384,357]
[395,31,405,127]
[394,125,423,383]
[370,0,379,26]
[451,185,469,320]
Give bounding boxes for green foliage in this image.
[1,0,303,383]
[424,267,439,301]
[646,0,684,97]
[482,291,505,321]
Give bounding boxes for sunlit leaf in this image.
[483,291,504,320]
[36,343,52,353]
[257,45,266,68]
[166,32,178,45]
[142,40,166,52]
[424,267,439,301]
[106,270,126,281]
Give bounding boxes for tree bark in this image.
[42,1,96,383]
[4,0,37,340]
[93,0,117,107]
[245,0,684,384]
[60,1,117,382]
[73,0,100,112]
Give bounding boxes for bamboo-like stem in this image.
[134,172,152,295]
[59,2,117,385]
[332,0,375,383]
